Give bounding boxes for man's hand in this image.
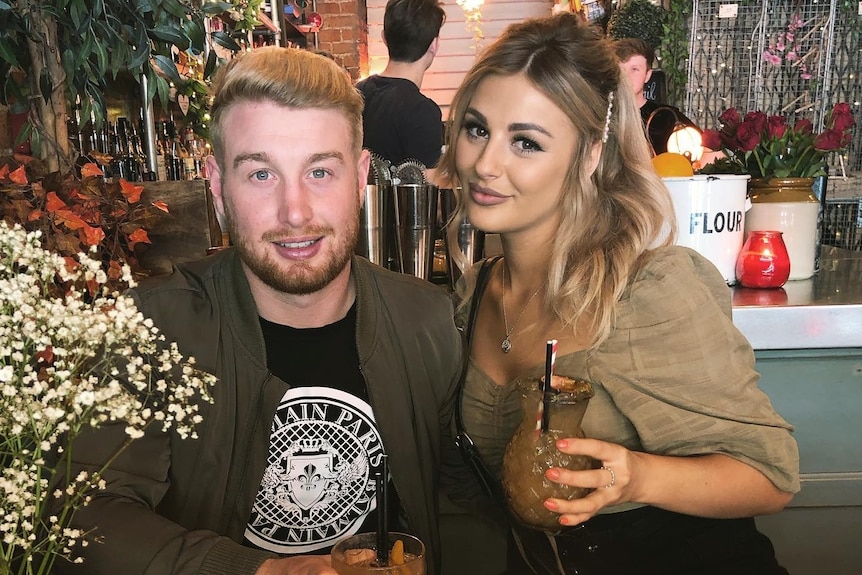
[256,555,337,575]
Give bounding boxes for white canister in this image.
[745,201,819,280]
[662,175,750,284]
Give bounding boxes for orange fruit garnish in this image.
[651,152,694,178]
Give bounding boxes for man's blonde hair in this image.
[208,47,364,168]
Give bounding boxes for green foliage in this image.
[661,0,691,107]
[0,0,254,155]
[607,0,665,50]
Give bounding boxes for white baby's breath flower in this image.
[0,222,216,572]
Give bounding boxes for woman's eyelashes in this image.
[513,135,543,154]
[463,119,545,156]
[463,119,489,141]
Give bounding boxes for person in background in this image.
[440,13,799,575]
[356,0,446,182]
[56,47,462,575]
[613,37,699,155]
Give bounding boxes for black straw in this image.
[375,455,389,566]
[541,340,554,433]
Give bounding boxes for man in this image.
[356,0,446,181]
[58,48,462,575]
[614,37,699,155]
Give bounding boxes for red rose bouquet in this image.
[700,103,856,178]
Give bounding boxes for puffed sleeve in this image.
[590,246,800,493]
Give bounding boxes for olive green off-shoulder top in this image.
[455,246,800,512]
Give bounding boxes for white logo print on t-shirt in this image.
[244,387,385,553]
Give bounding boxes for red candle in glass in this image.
[735,230,791,288]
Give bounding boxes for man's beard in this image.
[224,204,360,295]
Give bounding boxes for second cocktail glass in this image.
[331,532,425,575]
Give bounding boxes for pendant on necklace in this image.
[501,338,512,353]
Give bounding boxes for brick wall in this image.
[316,0,367,80]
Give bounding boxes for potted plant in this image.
[0,154,170,291]
[0,0,259,173]
[699,103,857,279]
[699,104,856,181]
[606,0,665,51]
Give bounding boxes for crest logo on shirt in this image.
[285,440,336,511]
[245,387,385,554]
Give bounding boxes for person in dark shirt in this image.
[613,37,699,155]
[356,0,446,182]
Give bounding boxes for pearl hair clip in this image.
[602,91,614,143]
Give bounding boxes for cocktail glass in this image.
[502,376,597,529]
[331,532,425,575]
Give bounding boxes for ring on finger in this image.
[601,466,615,488]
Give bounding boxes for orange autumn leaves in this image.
[0,163,29,185]
[0,158,170,290]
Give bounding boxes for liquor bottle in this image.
[95,121,113,180]
[128,119,153,181]
[170,123,188,181]
[109,117,141,182]
[74,119,100,178]
[154,121,168,181]
[183,126,205,179]
[163,121,182,181]
[121,117,143,181]
[108,121,127,182]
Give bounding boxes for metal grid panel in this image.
[822,198,861,250]
[679,0,861,172]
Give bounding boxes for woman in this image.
[439,13,799,575]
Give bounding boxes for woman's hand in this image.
[542,437,795,524]
[541,437,644,526]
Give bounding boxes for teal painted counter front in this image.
[733,247,862,574]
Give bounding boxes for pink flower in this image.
[762,50,782,65]
[785,51,798,62]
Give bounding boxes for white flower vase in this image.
[746,178,819,280]
[662,174,750,284]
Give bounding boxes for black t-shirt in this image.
[356,75,444,168]
[243,304,401,555]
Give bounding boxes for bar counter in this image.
[732,246,862,349]
[732,248,862,574]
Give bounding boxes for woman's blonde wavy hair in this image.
[439,13,677,349]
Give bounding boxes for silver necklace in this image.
[500,268,543,354]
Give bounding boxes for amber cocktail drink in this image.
[331,532,425,575]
